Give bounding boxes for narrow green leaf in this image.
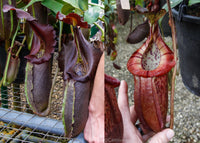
[78,0,88,11]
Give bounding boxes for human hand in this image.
[118,80,175,143]
[84,53,104,143]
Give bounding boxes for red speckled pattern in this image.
[105,74,123,143]
[127,23,175,132]
[134,75,168,132]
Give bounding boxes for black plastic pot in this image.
[172,5,200,96]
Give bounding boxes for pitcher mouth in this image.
[127,24,175,78]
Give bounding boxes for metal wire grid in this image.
[0,109,67,143]
[0,55,72,142]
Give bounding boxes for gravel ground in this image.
[105,14,200,143]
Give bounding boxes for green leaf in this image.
[160,0,182,25]
[41,0,64,14]
[104,0,108,5]
[135,0,144,7]
[62,0,83,15]
[56,0,68,5]
[61,4,75,15]
[110,0,116,9]
[23,0,43,10]
[16,0,28,8]
[189,0,200,6]
[84,6,101,24]
[110,0,116,5]
[74,8,84,15]
[79,0,88,11]
[162,0,182,11]
[63,0,80,9]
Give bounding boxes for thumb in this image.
[117,80,131,119]
[149,129,174,143]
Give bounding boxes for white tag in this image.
[120,0,130,10]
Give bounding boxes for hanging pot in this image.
[172,2,200,97]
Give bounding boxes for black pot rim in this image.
[172,8,200,24]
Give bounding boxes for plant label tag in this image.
[120,0,130,10]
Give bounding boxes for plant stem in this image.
[98,16,105,23]
[2,22,20,86]
[166,0,177,130]
[16,36,26,57]
[8,0,14,39]
[11,22,20,47]
[1,0,5,36]
[58,21,63,52]
[8,0,13,37]
[93,22,104,41]
[8,0,11,4]
[73,28,83,63]
[31,3,36,17]
[70,25,74,37]
[28,32,34,50]
[28,4,36,50]
[16,0,23,5]
[22,19,26,33]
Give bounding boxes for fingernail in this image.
[167,129,174,140]
[120,80,124,86]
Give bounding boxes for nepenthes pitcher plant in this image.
[127,1,176,132]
